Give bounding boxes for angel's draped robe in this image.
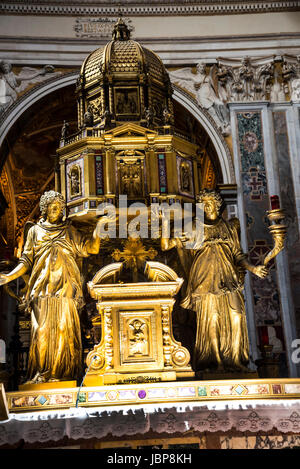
[180,217,249,370]
[20,221,90,382]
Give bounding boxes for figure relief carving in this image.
[128,319,149,356]
[169,62,231,135]
[115,89,139,116]
[68,164,82,198]
[170,55,300,119]
[89,96,103,122]
[0,61,59,111]
[119,160,143,197]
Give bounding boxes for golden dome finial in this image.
[112,9,130,41]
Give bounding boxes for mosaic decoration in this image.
[237,113,265,172]
[236,111,286,368]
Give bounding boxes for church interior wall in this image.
[0,4,300,450]
[1,12,300,39]
[0,7,300,380]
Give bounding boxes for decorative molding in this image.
[0,1,299,17]
[1,398,300,445]
[172,83,234,184]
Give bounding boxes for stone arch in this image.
[0,71,77,153]
[172,84,235,184]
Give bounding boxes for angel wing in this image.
[16,66,60,93]
[168,67,197,95]
[209,65,221,99]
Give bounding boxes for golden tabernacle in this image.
[84,261,193,386]
[0,16,287,391]
[1,14,298,452]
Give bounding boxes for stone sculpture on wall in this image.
[169,55,300,134]
[0,61,60,112]
[216,56,275,102]
[169,62,231,136]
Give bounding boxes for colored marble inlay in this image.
[48,394,73,405]
[157,153,167,193]
[138,390,147,399]
[234,385,246,395]
[36,395,47,405]
[77,392,86,403]
[147,388,168,399]
[118,390,136,400]
[7,379,300,413]
[210,385,234,396]
[107,390,119,401]
[284,384,300,394]
[88,391,107,402]
[272,384,282,395]
[237,112,265,172]
[95,154,104,195]
[177,387,196,397]
[198,386,207,397]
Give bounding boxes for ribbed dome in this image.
[81,38,167,86]
[77,16,173,130]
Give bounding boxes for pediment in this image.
[103,123,157,139]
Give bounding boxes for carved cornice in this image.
[0,1,299,16]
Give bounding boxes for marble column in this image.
[229,102,299,377]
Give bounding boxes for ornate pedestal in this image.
[84,261,194,386]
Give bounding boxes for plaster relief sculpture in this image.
[216,57,275,103]
[169,62,231,136]
[0,61,60,111]
[291,78,300,101]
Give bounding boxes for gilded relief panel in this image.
[176,156,194,197]
[118,158,144,197]
[119,311,157,365]
[114,88,139,117]
[66,157,84,202]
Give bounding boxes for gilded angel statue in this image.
[0,190,114,384]
[169,62,231,135]
[161,189,268,373]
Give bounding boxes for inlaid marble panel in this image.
[236,111,286,371]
